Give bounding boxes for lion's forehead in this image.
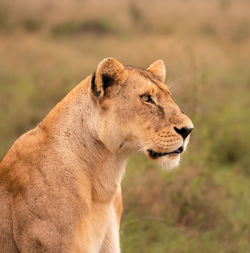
[125,69,170,96]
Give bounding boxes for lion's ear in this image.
[91,57,126,99]
[147,60,166,83]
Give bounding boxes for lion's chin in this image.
[157,154,181,170]
[145,147,182,170]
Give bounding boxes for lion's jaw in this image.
[143,134,191,170]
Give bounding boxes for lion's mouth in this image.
[147,146,183,159]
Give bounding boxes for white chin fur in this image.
[157,155,181,170]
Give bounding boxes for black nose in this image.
[174,127,193,140]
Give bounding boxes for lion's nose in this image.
[174,126,193,140]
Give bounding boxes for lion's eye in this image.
[140,94,155,104]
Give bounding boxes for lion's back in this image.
[0,183,19,253]
[0,126,49,252]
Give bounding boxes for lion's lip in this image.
[147,146,183,159]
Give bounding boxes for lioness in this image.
[0,58,193,253]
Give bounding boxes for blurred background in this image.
[0,0,249,252]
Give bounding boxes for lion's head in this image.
[90,58,193,169]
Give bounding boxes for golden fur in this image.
[0,58,193,253]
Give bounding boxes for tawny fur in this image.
[0,58,193,253]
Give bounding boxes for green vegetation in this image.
[0,0,249,252]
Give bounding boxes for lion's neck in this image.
[67,130,127,202]
[41,77,128,202]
